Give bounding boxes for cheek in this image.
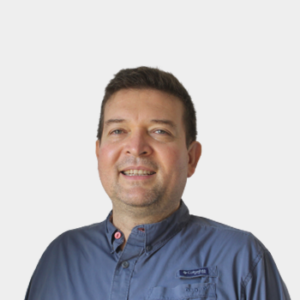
[161,146,188,173]
[97,144,119,174]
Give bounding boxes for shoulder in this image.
[40,220,107,262]
[185,214,267,258]
[184,215,269,283]
[59,220,107,241]
[26,221,109,299]
[31,221,107,281]
[189,214,251,233]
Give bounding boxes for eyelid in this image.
[109,129,125,135]
[152,128,171,135]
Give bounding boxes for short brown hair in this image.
[97,66,197,146]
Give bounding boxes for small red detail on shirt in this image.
[114,232,122,239]
[138,228,145,232]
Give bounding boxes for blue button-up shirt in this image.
[25,201,290,300]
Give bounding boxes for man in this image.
[25,67,290,300]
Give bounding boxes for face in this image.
[96,89,201,212]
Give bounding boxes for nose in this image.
[124,129,153,157]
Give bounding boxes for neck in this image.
[111,200,181,248]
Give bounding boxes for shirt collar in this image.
[105,200,190,253]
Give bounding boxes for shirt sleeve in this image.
[242,249,291,300]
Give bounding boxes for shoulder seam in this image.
[241,247,266,288]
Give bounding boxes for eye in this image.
[153,129,168,135]
[110,129,124,135]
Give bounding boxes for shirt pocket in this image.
[146,282,216,300]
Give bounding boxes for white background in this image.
[0,1,299,299]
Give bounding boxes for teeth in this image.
[123,169,155,176]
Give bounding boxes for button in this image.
[114,232,122,239]
[122,261,129,268]
[186,288,190,292]
[146,245,152,252]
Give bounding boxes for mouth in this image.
[121,169,156,176]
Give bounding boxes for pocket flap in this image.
[147,282,216,300]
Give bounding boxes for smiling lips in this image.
[121,169,156,176]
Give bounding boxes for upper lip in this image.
[121,166,156,173]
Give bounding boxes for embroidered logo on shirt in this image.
[179,268,209,277]
[176,266,218,279]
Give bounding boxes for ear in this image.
[187,141,202,177]
[95,140,100,159]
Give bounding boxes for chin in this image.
[120,197,159,208]
[111,184,167,209]
[117,190,162,208]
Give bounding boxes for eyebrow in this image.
[104,119,126,126]
[150,119,176,129]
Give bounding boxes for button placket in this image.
[110,240,144,300]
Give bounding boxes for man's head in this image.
[97,67,197,147]
[96,67,201,219]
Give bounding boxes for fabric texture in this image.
[25,201,290,300]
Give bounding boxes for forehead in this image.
[104,89,184,122]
